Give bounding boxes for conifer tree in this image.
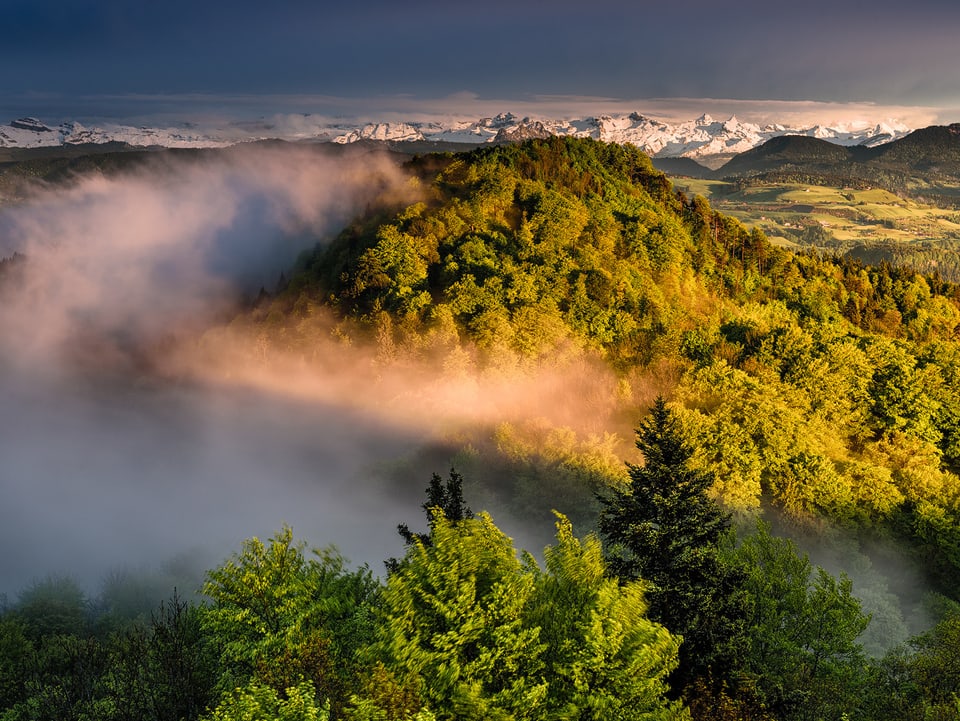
[597,396,747,690]
[373,512,546,720]
[397,468,473,547]
[387,468,474,574]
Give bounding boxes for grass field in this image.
[674,179,960,248]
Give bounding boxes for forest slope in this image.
[241,137,960,596]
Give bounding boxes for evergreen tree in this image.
[371,512,546,721]
[387,469,474,573]
[526,514,687,721]
[397,468,474,547]
[597,396,747,691]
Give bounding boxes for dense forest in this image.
[4,137,960,719]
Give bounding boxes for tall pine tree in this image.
[597,396,746,691]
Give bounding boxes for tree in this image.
[147,591,220,721]
[202,526,378,716]
[368,511,687,721]
[387,469,474,574]
[14,576,89,642]
[907,610,960,720]
[597,396,747,690]
[397,469,473,548]
[369,512,545,721]
[728,523,870,721]
[526,514,687,721]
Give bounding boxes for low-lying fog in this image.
[0,372,429,595]
[0,145,480,596]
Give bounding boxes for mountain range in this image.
[0,111,911,165]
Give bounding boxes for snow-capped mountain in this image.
[0,112,913,161]
[0,117,239,150]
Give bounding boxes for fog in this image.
[0,144,618,599]
[0,145,443,597]
[0,374,428,596]
[0,144,411,368]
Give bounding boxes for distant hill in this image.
[714,124,960,195]
[868,123,960,172]
[650,156,714,178]
[717,135,862,176]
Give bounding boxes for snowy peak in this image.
[493,119,552,143]
[0,112,917,161]
[332,122,425,144]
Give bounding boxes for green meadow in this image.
[675,179,960,248]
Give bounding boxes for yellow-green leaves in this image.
[202,681,328,721]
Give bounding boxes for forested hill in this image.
[8,137,960,721]
[250,136,960,590]
[279,136,771,369]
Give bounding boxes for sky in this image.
[2,0,959,126]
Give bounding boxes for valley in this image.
[674,178,960,247]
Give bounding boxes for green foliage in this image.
[864,337,941,445]
[431,422,624,537]
[527,515,687,720]
[3,633,113,721]
[597,397,747,689]
[906,611,960,719]
[728,523,870,720]
[369,512,545,720]
[201,525,378,714]
[367,510,685,720]
[266,137,764,368]
[0,617,30,710]
[14,577,89,642]
[201,680,328,721]
[0,588,218,721]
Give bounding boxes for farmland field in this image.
[674,179,960,249]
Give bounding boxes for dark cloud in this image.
[2,0,957,111]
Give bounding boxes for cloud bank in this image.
[0,145,431,596]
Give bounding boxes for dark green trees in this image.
[729,523,870,721]
[597,396,746,690]
[387,468,475,575]
[397,469,474,549]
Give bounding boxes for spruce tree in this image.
[597,395,746,691]
[387,468,474,574]
[397,468,473,548]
